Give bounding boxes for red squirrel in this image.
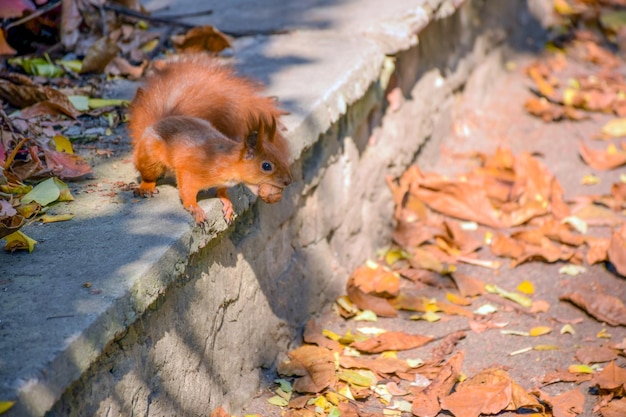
[128,54,293,225]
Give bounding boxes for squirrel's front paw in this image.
[134,182,159,198]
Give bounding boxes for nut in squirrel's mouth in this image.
[246,183,284,196]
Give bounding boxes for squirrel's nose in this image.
[283,174,292,186]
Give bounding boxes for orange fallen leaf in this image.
[278,346,336,394]
[579,140,626,170]
[537,387,585,417]
[607,224,626,277]
[411,351,464,417]
[560,291,626,327]
[591,360,626,396]
[575,346,619,364]
[440,370,512,417]
[351,263,400,297]
[451,273,486,297]
[346,275,397,318]
[351,331,433,354]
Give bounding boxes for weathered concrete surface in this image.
[0,0,535,416]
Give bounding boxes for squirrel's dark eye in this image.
[261,162,273,172]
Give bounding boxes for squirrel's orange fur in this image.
[128,54,292,225]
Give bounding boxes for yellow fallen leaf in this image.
[353,310,378,322]
[40,213,74,223]
[534,344,559,351]
[529,326,552,337]
[562,216,588,234]
[322,329,342,341]
[581,173,600,185]
[568,364,594,374]
[446,292,471,306]
[484,230,494,244]
[337,370,377,387]
[0,402,15,414]
[597,328,611,339]
[601,117,626,137]
[53,135,74,154]
[560,324,575,335]
[4,231,37,252]
[486,284,533,307]
[517,280,535,295]
[421,311,441,322]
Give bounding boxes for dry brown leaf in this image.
[346,275,397,317]
[302,320,341,352]
[429,331,466,363]
[591,360,626,396]
[490,233,525,258]
[411,351,464,417]
[579,140,626,170]
[608,224,626,276]
[0,78,79,118]
[440,379,511,417]
[575,346,619,364]
[599,397,626,417]
[351,331,433,354]
[42,148,92,179]
[172,25,232,54]
[560,291,626,326]
[278,345,336,394]
[524,97,564,121]
[80,36,121,74]
[351,264,400,297]
[339,355,412,376]
[586,237,611,265]
[539,387,585,417]
[541,368,593,386]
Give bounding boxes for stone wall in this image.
[47,1,531,415]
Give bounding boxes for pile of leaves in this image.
[215,143,624,417]
[0,0,233,253]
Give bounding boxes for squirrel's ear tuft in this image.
[246,131,259,149]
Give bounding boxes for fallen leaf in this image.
[607,224,626,276]
[538,387,585,417]
[591,360,626,396]
[579,140,626,170]
[351,331,433,353]
[575,346,619,364]
[602,118,626,137]
[346,276,397,318]
[560,291,626,326]
[3,230,36,252]
[172,25,232,54]
[80,35,121,74]
[529,326,552,337]
[411,351,464,417]
[351,263,400,297]
[278,346,336,394]
[451,273,486,297]
[599,397,626,417]
[517,280,535,295]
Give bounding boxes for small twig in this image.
[148,9,215,19]
[102,3,195,28]
[46,314,75,320]
[3,0,62,31]
[3,137,29,171]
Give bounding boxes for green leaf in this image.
[274,378,292,393]
[22,178,60,205]
[267,395,288,407]
[87,98,129,109]
[67,96,90,112]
